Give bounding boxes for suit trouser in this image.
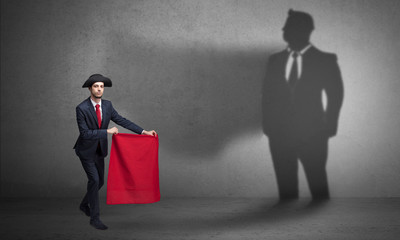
[79,149,105,221]
[269,132,329,200]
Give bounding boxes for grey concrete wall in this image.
[1,0,400,198]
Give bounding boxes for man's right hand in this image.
[107,127,119,135]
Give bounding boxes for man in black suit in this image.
[263,10,344,201]
[74,74,157,230]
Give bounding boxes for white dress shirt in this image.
[90,98,102,121]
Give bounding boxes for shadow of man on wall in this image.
[262,9,344,201]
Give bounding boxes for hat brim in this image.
[82,76,112,88]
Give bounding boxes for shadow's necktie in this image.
[288,52,299,89]
[95,104,101,128]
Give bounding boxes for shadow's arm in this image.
[324,54,344,137]
[262,55,278,137]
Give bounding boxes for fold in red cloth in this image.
[107,133,160,204]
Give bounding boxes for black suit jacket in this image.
[73,97,144,159]
[262,46,344,138]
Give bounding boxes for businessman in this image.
[74,74,157,230]
[262,10,344,201]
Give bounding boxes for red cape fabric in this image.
[107,133,160,204]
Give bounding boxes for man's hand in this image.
[142,130,157,137]
[107,127,119,135]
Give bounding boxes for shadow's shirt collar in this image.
[287,44,313,55]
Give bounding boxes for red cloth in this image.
[107,133,160,204]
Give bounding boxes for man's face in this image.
[89,82,104,99]
[282,24,311,48]
[282,17,312,50]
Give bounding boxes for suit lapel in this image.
[86,97,100,129]
[276,50,290,82]
[300,46,317,81]
[100,101,106,129]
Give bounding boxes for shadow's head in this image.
[282,9,314,50]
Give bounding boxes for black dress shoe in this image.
[90,219,108,230]
[79,205,90,217]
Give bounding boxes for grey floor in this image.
[1,197,399,240]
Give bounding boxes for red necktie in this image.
[95,104,101,128]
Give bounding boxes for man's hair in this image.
[283,9,314,32]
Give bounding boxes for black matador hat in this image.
[82,74,112,88]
